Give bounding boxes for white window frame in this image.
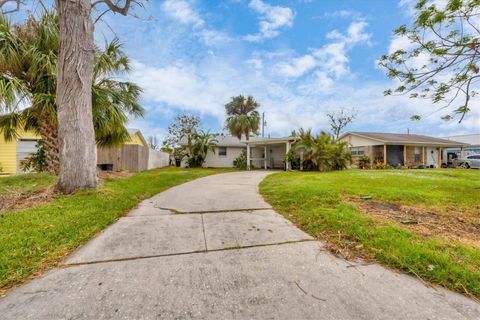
[350,146,365,156]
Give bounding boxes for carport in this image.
[245,137,298,170]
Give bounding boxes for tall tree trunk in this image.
[37,110,60,175]
[55,0,98,193]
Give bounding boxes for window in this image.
[349,147,365,156]
[218,147,227,157]
[414,147,421,162]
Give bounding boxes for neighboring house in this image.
[181,135,298,169]
[125,128,148,147]
[441,134,480,165]
[0,128,167,174]
[0,130,41,175]
[338,132,468,168]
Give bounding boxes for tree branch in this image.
[91,0,132,16]
[0,0,20,14]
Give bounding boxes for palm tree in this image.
[293,128,351,171]
[224,95,260,141]
[186,131,218,167]
[0,12,143,174]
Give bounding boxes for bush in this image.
[233,150,248,170]
[373,161,386,169]
[19,142,48,173]
[294,130,351,171]
[358,155,371,169]
[285,149,301,170]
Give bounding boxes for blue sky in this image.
[12,0,480,140]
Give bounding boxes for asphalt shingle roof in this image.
[346,132,468,146]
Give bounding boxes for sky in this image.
[11,0,480,141]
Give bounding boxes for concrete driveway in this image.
[0,171,479,319]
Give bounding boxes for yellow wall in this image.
[125,132,147,147]
[0,137,17,174]
[0,130,40,174]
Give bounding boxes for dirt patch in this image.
[0,186,57,213]
[346,196,480,248]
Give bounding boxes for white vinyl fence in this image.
[148,148,170,169]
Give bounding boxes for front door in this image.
[426,147,439,168]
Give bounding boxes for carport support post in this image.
[264,146,267,170]
[422,146,425,165]
[438,147,442,167]
[383,144,387,166]
[286,141,291,170]
[403,145,407,167]
[247,143,251,170]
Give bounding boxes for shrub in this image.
[285,149,300,170]
[19,142,48,173]
[293,129,351,171]
[233,150,248,170]
[373,161,386,169]
[358,155,371,169]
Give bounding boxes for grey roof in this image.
[343,131,468,146]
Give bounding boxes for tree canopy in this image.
[379,0,479,122]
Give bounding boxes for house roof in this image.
[180,135,297,147]
[127,128,148,146]
[340,131,468,147]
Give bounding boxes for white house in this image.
[181,135,298,169]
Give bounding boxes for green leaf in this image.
[446,0,463,11]
[410,115,421,121]
[432,11,447,24]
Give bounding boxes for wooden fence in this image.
[97,145,150,172]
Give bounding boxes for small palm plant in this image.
[293,128,351,171]
[186,131,218,167]
[224,95,260,141]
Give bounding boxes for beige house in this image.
[182,135,298,170]
[338,132,468,168]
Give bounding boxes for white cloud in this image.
[161,0,204,28]
[273,19,371,81]
[159,0,232,47]
[243,0,295,42]
[276,54,317,78]
[245,58,264,70]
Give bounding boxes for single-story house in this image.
[181,135,298,170]
[338,131,469,168]
[0,128,156,174]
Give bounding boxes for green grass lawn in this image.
[260,169,480,299]
[0,173,56,195]
[0,167,231,295]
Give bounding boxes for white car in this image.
[454,154,480,169]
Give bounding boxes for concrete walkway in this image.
[0,171,479,319]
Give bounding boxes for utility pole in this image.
[262,112,266,137]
